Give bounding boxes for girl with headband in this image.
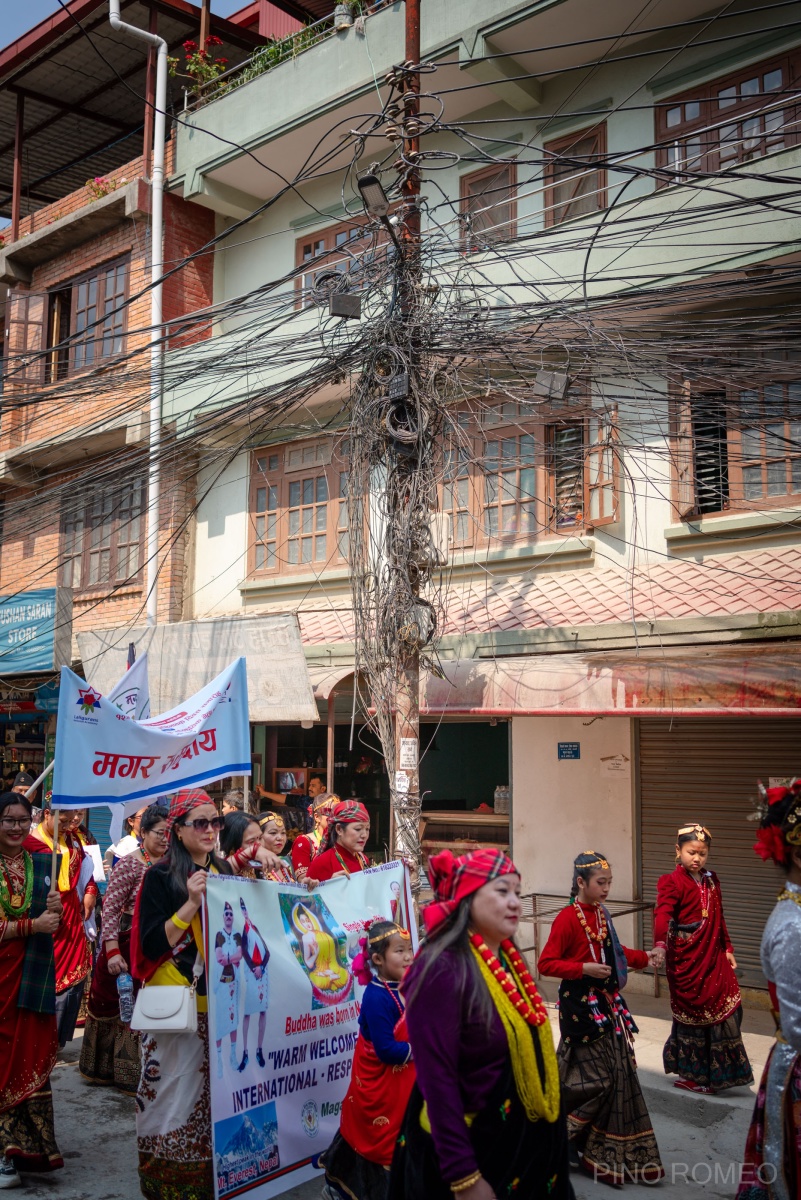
[736,781,801,1199]
[389,848,570,1200]
[321,919,415,1200]
[652,823,753,1095]
[307,801,371,882]
[539,851,664,1185]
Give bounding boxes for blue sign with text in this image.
[558,742,580,760]
[0,588,62,673]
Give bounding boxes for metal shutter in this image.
[637,717,801,989]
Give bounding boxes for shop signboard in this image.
[0,588,72,674]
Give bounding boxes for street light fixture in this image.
[357,173,402,252]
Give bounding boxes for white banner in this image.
[52,657,251,808]
[106,652,151,720]
[205,864,416,1199]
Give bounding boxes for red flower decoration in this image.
[205,34,223,46]
[183,39,197,51]
[753,825,789,865]
[766,786,790,807]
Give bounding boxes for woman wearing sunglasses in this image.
[131,790,234,1200]
[79,803,168,1093]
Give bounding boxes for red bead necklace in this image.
[470,934,549,1027]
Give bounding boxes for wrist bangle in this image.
[171,912,191,931]
[450,1172,482,1194]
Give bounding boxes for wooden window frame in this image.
[5,289,46,389]
[671,374,801,518]
[42,255,130,381]
[440,397,619,548]
[294,217,380,310]
[459,161,518,251]
[60,474,146,593]
[655,48,801,185]
[249,438,350,577]
[543,124,607,228]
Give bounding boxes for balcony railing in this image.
[185,1,387,111]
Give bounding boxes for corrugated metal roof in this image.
[0,0,324,220]
[296,546,801,645]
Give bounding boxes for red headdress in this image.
[423,847,519,936]
[752,779,801,866]
[165,788,214,840]
[331,800,369,825]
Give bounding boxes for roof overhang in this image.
[420,644,801,718]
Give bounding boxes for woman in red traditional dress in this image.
[307,802,370,883]
[321,920,415,1200]
[652,823,753,1094]
[539,851,664,1186]
[79,804,168,1092]
[0,791,64,1189]
[24,804,97,1048]
[290,794,339,877]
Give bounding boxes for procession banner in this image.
[51,656,250,807]
[205,863,416,1200]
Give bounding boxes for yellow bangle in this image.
[450,1173,482,1194]
[171,912,191,930]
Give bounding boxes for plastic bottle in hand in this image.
[117,973,135,1024]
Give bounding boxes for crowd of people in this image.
[1,775,799,1200]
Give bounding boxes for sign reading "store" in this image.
[0,588,73,674]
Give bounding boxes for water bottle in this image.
[117,973,134,1024]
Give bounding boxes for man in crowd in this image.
[221,789,245,815]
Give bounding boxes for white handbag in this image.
[131,954,202,1035]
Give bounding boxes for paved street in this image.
[24,992,773,1200]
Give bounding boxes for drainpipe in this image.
[109,0,167,626]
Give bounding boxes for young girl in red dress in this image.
[653,823,753,1094]
[307,802,370,883]
[539,850,664,1186]
[321,920,415,1200]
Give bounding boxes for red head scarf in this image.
[331,800,369,825]
[165,788,214,840]
[324,800,370,850]
[423,847,519,936]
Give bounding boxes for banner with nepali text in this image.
[204,863,415,1200]
[51,657,250,806]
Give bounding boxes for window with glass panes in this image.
[60,475,145,590]
[656,50,801,183]
[673,373,801,517]
[67,257,129,372]
[543,125,607,226]
[250,442,349,576]
[295,219,375,309]
[734,381,801,503]
[442,399,617,546]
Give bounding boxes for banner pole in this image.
[26,760,54,799]
[49,808,60,895]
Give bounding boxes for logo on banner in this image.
[76,686,102,719]
[300,1100,319,1138]
[280,895,354,1009]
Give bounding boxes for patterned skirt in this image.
[558,1026,664,1185]
[79,931,142,1093]
[388,1055,572,1200]
[0,1083,63,1173]
[136,1013,214,1200]
[736,1041,801,1200]
[663,1005,754,1091]
[322,1130,390,1200]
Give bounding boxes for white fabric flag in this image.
[52,657,250,808]
[105,654,153,843]
[107,651,151,720]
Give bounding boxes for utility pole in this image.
[391,0,423,876]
